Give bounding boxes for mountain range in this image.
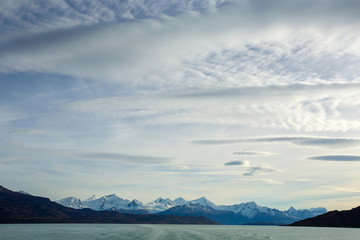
[57,193,327,225]
[0,186,216,224]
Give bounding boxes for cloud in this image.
[233,151,273,156]
[235,178,283,185]
[1,0,360,88]
[3,0,360,132]
[193,136,360,149]
[224,160,249,166]
[4,143,172,165]
[0,0,233,33]
[243,165,280,176]
[8,129,47,135]
[80,152,172,165]
[170,165,190,170]
[174,83,360,100]
[63,83,360,132]
[307,155,360,162]
[321,186,360,193]
[0,106,25,123]
[251,137,360,149]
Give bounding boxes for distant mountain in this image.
[146,197,176,213]
[160,203,296,225]
[81,194,130,211]
[190,197,217,209]
[158,203,245,225]
[85,195,98,201]
[57,193,327,225]
[0,185,217,224]
[218,201,277,218]
[57,197,84,209]
[174,197,187,205]
[290,206,360,228]
[285,206,327,220]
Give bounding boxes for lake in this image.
[1,224,360,240]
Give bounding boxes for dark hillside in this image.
[290,206,360,228]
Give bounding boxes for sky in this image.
[1,0,360,211]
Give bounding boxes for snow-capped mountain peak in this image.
[174,197,187,205]
[82,194,130,211]
[127,199,144,208]
[153,197,165,203]
[57,197,84,209]
[245,201,258,208]
[85,194,97,201]
[286,206,297,214]
[217,201,276,218]
[152,197,175,206]
[284,206,327,219]
[190,197,217,209]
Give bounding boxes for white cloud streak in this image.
[233,151,274,156]
[193,136,360,148]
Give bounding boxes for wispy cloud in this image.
[243,165,280,176]
[63,83,360,131]
[321,186,360,193]
[224,160,249,166]
[235,178,284,185]
[4,143,172,166]
[80,152,172,165]
[193,136,360,149]
[233,151,274,156]
[307,155,360,162]
[8,128,47,135]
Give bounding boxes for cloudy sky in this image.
[1,0,360,211]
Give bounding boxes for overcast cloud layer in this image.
[1,0,360,211]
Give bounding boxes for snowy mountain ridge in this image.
[57,194,326,220]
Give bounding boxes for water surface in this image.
[1,224,360,240]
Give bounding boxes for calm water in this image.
[1,224,360,240]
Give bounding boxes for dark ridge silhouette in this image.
[0,186,217,224]
[290,206,360,228]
